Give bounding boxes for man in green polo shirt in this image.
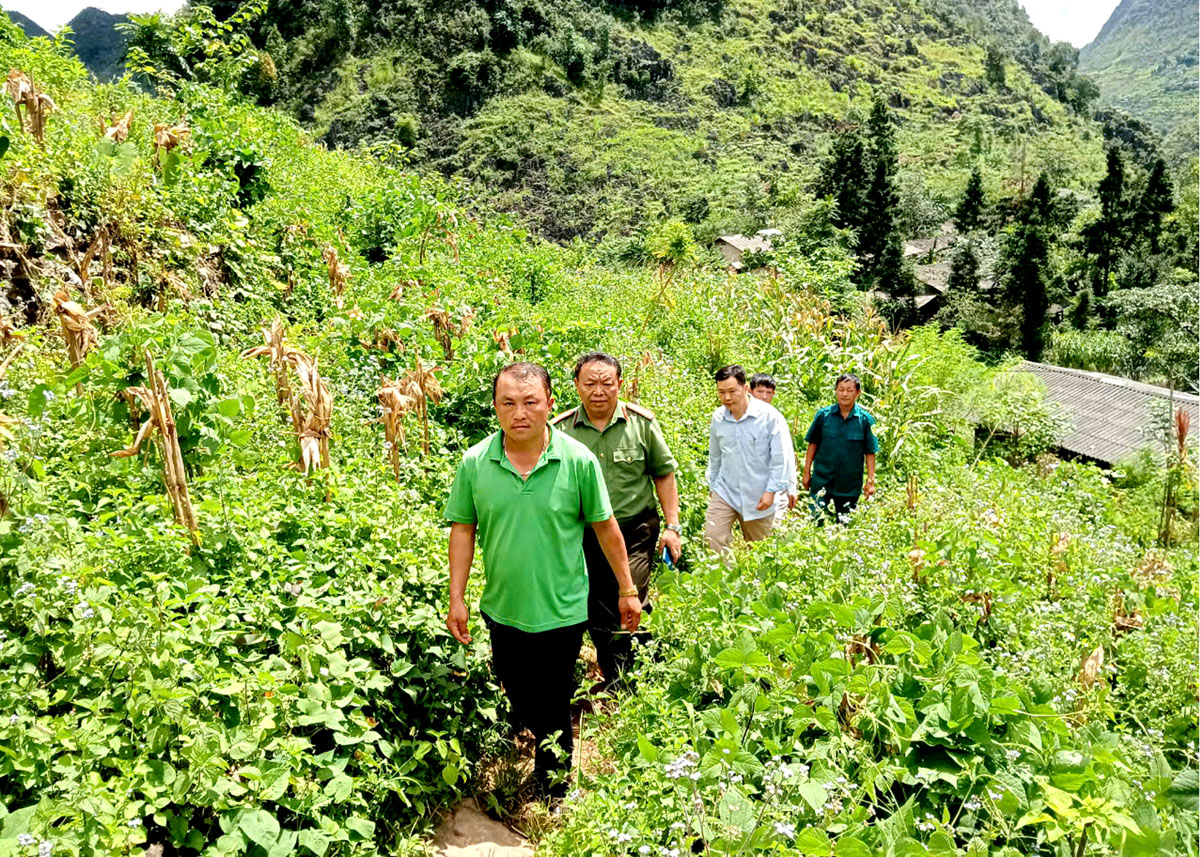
[552,351,681,689]
[802,372,878,520]
[444,362,640,799]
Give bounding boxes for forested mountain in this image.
[65,7,128,80]
[142,0,1110,243]
[1079,0,1199,165]
[3,9,47,38]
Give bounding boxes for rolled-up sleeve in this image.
[706,413,721,488]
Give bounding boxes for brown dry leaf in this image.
[323,245,350,308]
[1133,552,1173,588]
[6,70,53,143]
[288,352,333,474]
[960,591,993,625]
[378,376,417,481]
[844,634,878,667]
[152,122,190,154]
[1110,590,1144,637]
[1078,645,1104,690]
[102,108,133,142]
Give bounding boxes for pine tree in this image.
[1002,174,1053,361]
[1085,147,1126,297]
[1135,158,1175,254]
[954,167,985,232]
[859,98,900,282]
[816,130,867,234]
[984,45,1006,89]
[946,240,979,295]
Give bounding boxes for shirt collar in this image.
[487,425,564,463]
[575,401,627,430]
[829,402,862,420]
[721,396,765,422]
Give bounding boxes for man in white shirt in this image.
[704,365,791,553]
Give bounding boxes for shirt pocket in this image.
[612,446,643,470]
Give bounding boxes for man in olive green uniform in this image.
[552,352,681,688]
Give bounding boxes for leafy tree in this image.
[984,45,1006,89]
[954,167,985,232]
[1107,277,1200,390]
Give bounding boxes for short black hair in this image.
[574,351,622,380]
[835,372,862,391]
[749,373,776,390]
[493,362,553,400]
[714,365,747,385]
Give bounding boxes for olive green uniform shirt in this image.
[443,427,613,632]
[552,401,678,522]
[804,403,879,498]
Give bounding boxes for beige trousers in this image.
[704,490,775,554]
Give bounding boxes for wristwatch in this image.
[665,524,682,534]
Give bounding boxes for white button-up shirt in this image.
[707,397,791,520]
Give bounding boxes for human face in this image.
[575,361,621,422]
[835,379,860,410]
[750,386,775,404]
[494,375,553,444]
[716,377,750,417]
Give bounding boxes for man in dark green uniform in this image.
[802,373,878,519]
[552,351,681,688]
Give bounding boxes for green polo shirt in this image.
[552,401,678,523]
[444,427,613,632]
[805,403,879,498]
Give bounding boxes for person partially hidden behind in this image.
[802,373,878,520]
[444,362,641,800]
[552,351,681,691]
[749,373,798,522]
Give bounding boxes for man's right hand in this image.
[446,600,472,644]
[801,471,811,491]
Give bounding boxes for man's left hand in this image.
[619,595,642,632]
[864,480,876,499]
[755,491,776,511]
[658,528,683,562]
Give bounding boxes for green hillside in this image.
[144,0,1110,243]
[65,6,129,81]
[1079,0,1200,166]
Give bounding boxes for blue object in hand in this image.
[662,546,674,569]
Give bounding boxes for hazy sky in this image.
[1019,0,1123,47]
[6,0,1124,47]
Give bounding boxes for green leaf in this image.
[324,774,352,802]
[834,836,871,857]
[239,809,280,848]
[0,136,9,160]
[216,397,242,418]
[298,829,330,856]
[637,734,659,762]
[798,781,828,813]
[344,817,375,841]
[1167,769,1199,811]
[795,827,831,856]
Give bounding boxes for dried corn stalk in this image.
[152,122,190,156]
[54,289,105,394]
[378,376,417,482]
[240,317,302,434]
[6,70,55,144]
[288,352,332,475]
[398,355,442,458]
[323,245,350,308]
[0,314,24,346]
[111,350,199,543]
[427,306,474,362]
[1110,591,1144,637]
[960,591,993,625]
[1077,645,1104,691]
[101,108,133,142]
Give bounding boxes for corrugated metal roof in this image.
[1013,362,1200,465]
[715,234,774,254]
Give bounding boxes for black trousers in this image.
[582,507,658,683]
[483,613,585,796]
[809,492,859,522]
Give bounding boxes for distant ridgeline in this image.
[1079,0,1200,166]
[126,0,1120,243]
[2,6,129,80]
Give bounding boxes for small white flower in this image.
[128,819,142,827]
[639,847,651,855]
[17,833,34,846]
[319,667,329,677]
[773,822,795,837]
[9,714,17,724]
[38,840,53,857]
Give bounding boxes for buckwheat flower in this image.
[9,714,17,724]
[38,840,52,857]
[639,846,651,855]
[16,581,34,596]
[383,441,392,451]
[773,822,795,837]
[624,801,636,811]
[17,833,34,846]
[41,390,55,403]
[319,667,329,677]
[617,833,633,844]
[988,790,1002,800]
[1005,749,1021,761]
[128,819,142,827]
[3,449,17,461]
[81,607,94,619]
